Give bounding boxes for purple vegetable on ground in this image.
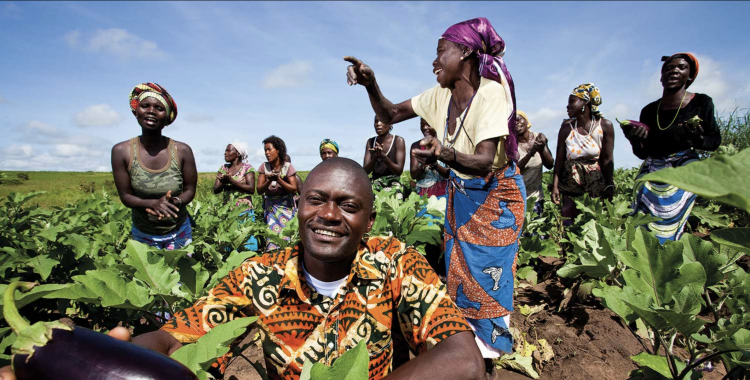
[616,118,650,131]
[4,282,198,380]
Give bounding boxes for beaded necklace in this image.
[443,92,478,148]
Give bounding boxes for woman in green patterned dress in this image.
[111,83,197,250]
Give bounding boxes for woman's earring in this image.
[582,106,585,112]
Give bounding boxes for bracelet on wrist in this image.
[173,196,183,207]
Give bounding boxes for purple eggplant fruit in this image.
[4,282,197,380]
[616,118,650,131]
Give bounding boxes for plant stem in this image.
[677,349,743,380]
[669,332,677,355]
[704,290,720,323]
[656,332,679,379]
[2,281,38,334]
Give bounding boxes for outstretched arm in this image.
[345,56,418,125]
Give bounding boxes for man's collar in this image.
[278,240,384,302]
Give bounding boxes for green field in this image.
[0,171,325,209]
[0,171,281,208]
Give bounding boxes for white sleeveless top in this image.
[565,119,604,160]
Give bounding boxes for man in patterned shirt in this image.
[117,158,485,380]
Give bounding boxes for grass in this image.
[0,171,315,209]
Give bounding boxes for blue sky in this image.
[1,1,749,172]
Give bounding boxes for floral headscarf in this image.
[129,83,178,125]
[571,83,603,118]
[441,17,518,162]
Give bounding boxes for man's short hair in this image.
[304,157,375,210]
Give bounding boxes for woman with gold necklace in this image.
[625,53,721,244]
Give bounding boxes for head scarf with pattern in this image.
[516,110,532,129]
[661,53,699,88]
[229,141,249,163]
[129,83,178,125]
[571,83,603,118]
[319,139,339,154]
[441,17,518,162]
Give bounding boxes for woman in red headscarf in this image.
[346,17,524,373]
[111,83,198,250]
[625,53,721,243]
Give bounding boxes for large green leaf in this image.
[46,269,152,309]
[299,339,370,380]
[680,234,726,287]
[653,287,706,336]
[122,240,181,297]
[631,352,688,379]
[618,229,706,307]
[557,220,617,279]
[639,147,750,213]
[27,254,60,281]
[710,228,750,255]
[593,284,649,324]
[171,316,258,380]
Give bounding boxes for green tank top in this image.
[128,137,188,235]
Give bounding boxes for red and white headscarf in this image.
[129,82,178,125]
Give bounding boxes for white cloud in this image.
[1,144,33,158]
[261,60,312,89]
[52,144,103,157]
[73,104,122,127]
[63,30,80,47]
[19,120,66,138]
[63,28,168,60]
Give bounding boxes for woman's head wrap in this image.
[661,53,699,88]
[441,17,518,162]
[129,83,178,125]
[516,110,532,129]
[229,141,249,163]
[571,83,603,118]
[319,139,339,154]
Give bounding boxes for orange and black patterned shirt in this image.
[161,236,471,380]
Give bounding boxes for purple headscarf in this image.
[442,17,518,162]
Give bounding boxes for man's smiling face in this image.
[297,158,375,265]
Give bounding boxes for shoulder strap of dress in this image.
[168,139,182,170]
[127,137,138,173]
[384,134,396,155]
